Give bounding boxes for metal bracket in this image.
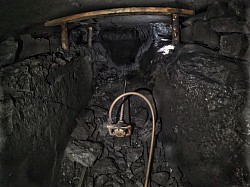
[107,121,133,138]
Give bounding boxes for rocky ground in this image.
[57,43,184,187]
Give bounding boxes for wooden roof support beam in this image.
[45,7,194,50]
[44,7,194,27]
[61,23,69,50]
[172,14,180,46]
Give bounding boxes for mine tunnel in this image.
[1,0,250,187]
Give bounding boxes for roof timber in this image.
[45,7,194,26]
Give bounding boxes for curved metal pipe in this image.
[108,92,156,187]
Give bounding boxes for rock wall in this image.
[181,0,249,59]
[153,44,248,186]
[0,46,93,186]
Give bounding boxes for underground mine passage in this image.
[1,0,250,187]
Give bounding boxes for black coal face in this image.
[0,2,250,187]
[101,28,140,65]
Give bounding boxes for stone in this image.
[151,181,160,187]
[243,24,250,34]
[115,157,128,171]
[126,147,143,165]
[246,8,250,22]
[135,180,143,187]
[98,121,109,137]
[131,161,144,176]
[206,1,228,20]
[219,34,248,58]
[95,175,109,187]
[0,37,18,67]
[151,172,170,186]
[241,36,250,61]
[49,37,60,52]
[114,136,131,148]
[182,12,206,26]
[134,108,149,127]
[181,26,194,43]
[0,51,93,186]
[104,181,121,187]
[86,177,94,187]
[193,21,219,49]
[92,158,118,175]
[228,0,244,19]
[112,174,124,184]
[90,105,108,117]
[125,167,134,179]
[154,44,248,186]
[138,120,162,142]
[211,17,243,33]
[65,140,103,167]
[19,34,50,59]
[71,120,91,140]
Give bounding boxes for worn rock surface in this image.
[193,21,219,48]
[153,44,248,186]
[206,1,228,19]
[65,140,103,167]
[0,46,93,187]
[220,33,248,58]
[211,17,244,33]
[0,37,18,67]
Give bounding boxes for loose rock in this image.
[127,147,143,165]
[219,33,248,58]
[19,34,51,59]
[65,140,103,167]
[95,175,109,187]
[151,172,170,186]
[206,1,228,20]
[193,21,219,49]
[211,17,243,33]
[0,37,18,67]
[92,158,118,175]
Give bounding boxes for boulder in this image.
[193,21,219,48]
[181,25,194,43]
[92,158,118,175]
[206,1,228,20]
[228,0,244,19]
[211,17,244,33]
[19,34,51,59]
[151,172,170,186]
[153,44,248,186]
[0,37,18,67]
[182,12,206,27]
[240,36,250,61]
[219,33,248,58]
[65,140,103,167]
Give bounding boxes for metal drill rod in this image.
[108,92,156,187]
[119,80,127,122]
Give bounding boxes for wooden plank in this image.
[172,14,180,45]
[45,7,194,26]
[61,23,69,50]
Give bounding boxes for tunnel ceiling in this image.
[1,0,250,39]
